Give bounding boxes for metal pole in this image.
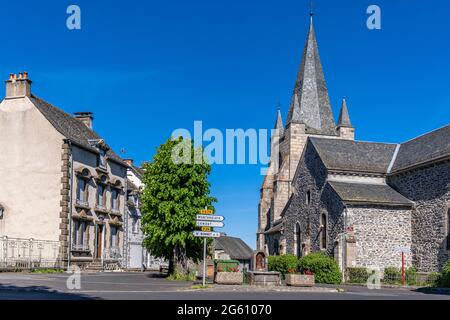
[203,238,207,287]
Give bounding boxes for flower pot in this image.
[285,274,315,287]
[214,272,243,285]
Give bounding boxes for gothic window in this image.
[97,184,106,209]
[76,177,87,205]
[306,190,311,205]
[110,226,119,248]
[111,188,120,212]
[320,213,327,250]
[98,149,107,169]
[447,208,450,250]
[273,239,279,256]
[73,220,88,251]
[132,217,139,234]
[295,223,302,257]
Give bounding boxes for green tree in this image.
[141,137,216,276]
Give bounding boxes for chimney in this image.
[124,159,134,166]
[5,72,32,99]
[74,112,94,129]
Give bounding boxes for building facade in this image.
[257,17,450,273]
[0,73,128,270]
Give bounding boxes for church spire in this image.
[274,105,284,136]
[287,14,337,135]
[337,98,353,128]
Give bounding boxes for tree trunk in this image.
[173,244,188,276]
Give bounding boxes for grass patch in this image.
[31,269,65,274]
[191,285,210,290]
[166,270,197,282]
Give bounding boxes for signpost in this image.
[196,220,225,228]
[193,209,225,286]
[395,246,411,286]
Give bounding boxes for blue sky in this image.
[1,1,449,248]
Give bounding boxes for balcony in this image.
[75,199,90,210]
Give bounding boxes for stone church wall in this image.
[282,143,345,256]
[388,161,450,272]
[347,206,413,270]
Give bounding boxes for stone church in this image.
[257,16,450,273]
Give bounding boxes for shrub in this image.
[405,267,417,286]
[268,255,298,279]
[298,252,341,284]
[215,260,240,273]
[383,267,401,284]
[347,267,370,284]
[427,272,442,287]
[440,259,450,288]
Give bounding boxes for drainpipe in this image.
[66,140,74,270]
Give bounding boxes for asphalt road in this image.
[0,272,449,300]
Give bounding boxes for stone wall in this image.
[347,206,412,269]
[282,142,345,257]
[388,161,450,272]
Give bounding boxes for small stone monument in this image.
[253,251,267,271]
[249,250,280,286]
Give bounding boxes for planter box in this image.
[214,272,243,285]
[285,274,315,287]
[248,271,281,286]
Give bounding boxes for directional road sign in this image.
[193,231,221,238]
[196,220,225,228]
[196,214,225,222]
[199,209,214,214]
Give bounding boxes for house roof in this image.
[29,95,126,166]
[392,124,450,172]
[214,236,253,260]
[328,181,414,206]
[310,138,397,174]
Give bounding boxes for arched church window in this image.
[446,208,450,250]
[306,190,311,205]
[320,213,327,250]
[273,239,279,256]
[295,223,302,257]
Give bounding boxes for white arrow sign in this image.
[193,231,221,238]
[196,214,225,222]
[395,246,411,254]
[196,220,224,228]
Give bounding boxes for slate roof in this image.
[328,181,414,206]
[391,124,450,172]
[310,137,398,174]
[287,16,337,136]
[214,236,253,260]
[264,220,283,234]
[29,95,126,166]
[337,98,352,128]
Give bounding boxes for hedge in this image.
[346,267,370,284]
[298,252,341,284]
[441,259,450,288]
[268,255,298,279]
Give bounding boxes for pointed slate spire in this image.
[337,98,353,128]
[287,15,336,135]
[274,106,284,136]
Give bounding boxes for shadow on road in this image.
[0,284,97,300]
[415,287,450,296]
